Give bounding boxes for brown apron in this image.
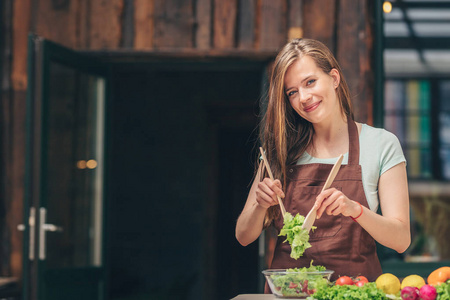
[265,120,382,293]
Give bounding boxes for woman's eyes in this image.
[306,79,316,86]
[286,79,316,97]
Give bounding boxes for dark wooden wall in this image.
[0,0,375,281]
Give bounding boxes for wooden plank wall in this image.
[1,0,375,280]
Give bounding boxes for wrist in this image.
[351,201,364,221]
[254,201,269,212]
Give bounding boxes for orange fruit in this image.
[427,266,450,285]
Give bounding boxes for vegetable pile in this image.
[307,272,449,300]
[265,265,450,300]
[279,212,314,259]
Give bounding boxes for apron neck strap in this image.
[348,119,359,165]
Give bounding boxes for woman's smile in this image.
[303,101,321,112]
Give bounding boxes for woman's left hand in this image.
[314,188,361,219]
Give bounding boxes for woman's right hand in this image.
[236,165,284,246]
[255,178,285,209]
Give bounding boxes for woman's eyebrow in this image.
[285,74,315,92]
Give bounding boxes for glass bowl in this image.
[262,269,334,298]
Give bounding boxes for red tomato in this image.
[289,282,298,289]
[355,276,368,283]
[336,276,354,286]
[301,280,309,293]
[354,276,369,285]
[355,280,366,287]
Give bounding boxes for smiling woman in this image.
[235,38,411,293]
[284,55,340,124]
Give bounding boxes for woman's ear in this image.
[329,68,340,89]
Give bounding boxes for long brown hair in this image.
[261,38,354,228]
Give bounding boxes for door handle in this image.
[39,208,63,260]
[42,224,63,232]
[17,207,36,260]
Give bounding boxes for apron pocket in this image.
[289,185,343,240]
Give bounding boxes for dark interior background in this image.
[107,61,266,300]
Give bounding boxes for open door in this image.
[22,34,109,300]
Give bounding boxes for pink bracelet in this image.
[351,202,363,221]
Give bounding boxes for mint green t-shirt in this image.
[296,124,406,212]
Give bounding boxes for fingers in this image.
[314,188,335,213]
[261,178,285,199]
[324,194,346,216]
[272,179,286,198]
[315,188,351,219]
[255,178,285,209]
[255,189,277,208]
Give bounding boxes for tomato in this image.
[336,276,354,286]
[301,280,309,293]
[289,282,298,289]
[355,280,366,287]
[354,276,369,284]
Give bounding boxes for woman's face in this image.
[284,55,340,125]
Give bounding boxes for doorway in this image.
[24,36,109,300]
[107,61,266,300]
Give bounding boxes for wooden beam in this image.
[134,0,154,49]
[237,0,256,49]
[80,48,276,64]
[213,0,237,49]
[337,0,361,119]
[10,0,31,280]
[287,0,303,40]
[195,0,211,49]
[258,0,287,51]
[153,0,195,48]
[75,0,89,49]
[34,0,78,48]
[8,91,26,278]
[302,0,336,52]
[88,0,124,49]
[337,0,374,124]
[361,0,375,125]
[12,0,31,91]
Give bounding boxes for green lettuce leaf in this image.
[307,282,388,300]
[279,212,315,259]
[436,280,450,300]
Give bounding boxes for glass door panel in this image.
[44,61,105,269]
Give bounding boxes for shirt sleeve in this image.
[379,129,407,176]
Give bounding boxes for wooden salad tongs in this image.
[259,147,286,218]
[301,154,344,233]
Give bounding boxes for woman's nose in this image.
[298,89,311,103]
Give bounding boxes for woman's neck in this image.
[308,115,349,159]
